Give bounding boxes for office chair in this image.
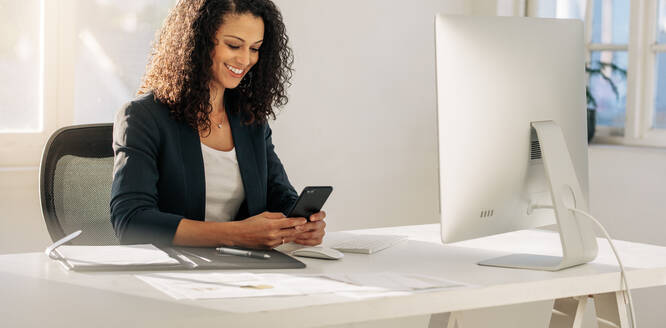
[39,123,119,245]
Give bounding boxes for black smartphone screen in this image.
[286,186,333,221]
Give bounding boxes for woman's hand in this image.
[232,211,307,249]
[292,211,327,246]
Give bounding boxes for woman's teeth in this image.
[226,64,243,75]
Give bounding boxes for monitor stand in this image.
[478,120,598,271]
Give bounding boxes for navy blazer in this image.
[110,92,298,245]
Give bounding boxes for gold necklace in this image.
[211,111,225,129]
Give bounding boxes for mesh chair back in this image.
[40,123,118,245]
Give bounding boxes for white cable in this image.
[568,207,637,328]
[530,203,637,327]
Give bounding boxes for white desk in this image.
[2,224,666,328]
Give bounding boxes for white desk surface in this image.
[2,224,666,327]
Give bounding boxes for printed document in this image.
[136,272,384,300]
[136,272,467,300]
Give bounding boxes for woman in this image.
[110,0,326,248]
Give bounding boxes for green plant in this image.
[585,61,627,141]
[586,61,627,110]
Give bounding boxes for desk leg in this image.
[428,300,553,328]
[548,292,630,328]
[593,292,629,328]
[428,312,460,328]
[549,296,589,328]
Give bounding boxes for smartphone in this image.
[286,186,333,221]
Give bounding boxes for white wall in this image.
[588,145,666,328]
[589,146,666,245]
[0,168,50,253]
[271,0,467,232]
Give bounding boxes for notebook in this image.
[51,244,183,271]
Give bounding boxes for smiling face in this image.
[210,13,264,91]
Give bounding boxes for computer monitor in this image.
[434,15,598,271]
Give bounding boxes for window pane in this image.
[533,0,586,19]
[588,51,627,129]
[657,0,666,43]
[655,1,666,129]
[73,0,177,124]
[591,0,630,44]
[654,53,666,129]
[0,0,41,132]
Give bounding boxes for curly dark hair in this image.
[139,0,293,128]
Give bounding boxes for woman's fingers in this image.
[274,217,307,229]
[294,229,325,240]
[268,232,305,248]
[293,238,323,246]
[292,223,325,244]
[258,212,326,247]
[296,220,326,232]
[239,212,311,248]
[308,211,326,222]
[261,211,286,219]
[289,219,326,246]
[277,226,305,239]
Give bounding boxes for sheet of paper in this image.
[322,272,468,291]
[55,244,179,267]
[136,272,386,300]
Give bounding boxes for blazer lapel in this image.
[179,122,206,221]
[228,110,263,216]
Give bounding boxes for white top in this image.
[200,143,245,222]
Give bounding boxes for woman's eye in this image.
[227,44,240,49]
[251,48,260,53]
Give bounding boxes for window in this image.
[0,0,53,166]
[588,0,630,131]
[654,2,666,129]
[528,0,666,147]
[0,0,41,133]
[0,1,176,166]
[71,0,177,124]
